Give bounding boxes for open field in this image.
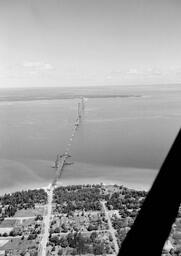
[0,239,9,247]
[14,206,45,217]
[0,219,18,228]
[22,218,35,226]
[0,237,37,250]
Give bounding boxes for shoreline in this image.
[0,161,156,196]
[0,177,151,197]
[0,160,156,196]
[56,177,150,191]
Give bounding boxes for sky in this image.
[1,0,181,88]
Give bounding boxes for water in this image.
[0,86,180,194]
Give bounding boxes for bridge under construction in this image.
[52,97,85,187]
[40,98,86,256]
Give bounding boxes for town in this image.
[0,184,180,256]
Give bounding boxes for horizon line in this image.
[0,83,181,90]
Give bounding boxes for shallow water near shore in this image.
[0,86,180,195]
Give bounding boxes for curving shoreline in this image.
[0,178,150,197]
[0,161,156,196]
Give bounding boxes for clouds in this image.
[22,61,54,72]
[103,66,181,86]
[1,1,181,88]
[0,60,56,88]
[127,68,140,75]
[106,67,163,79]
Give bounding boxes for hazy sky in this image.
[1,0,181,88]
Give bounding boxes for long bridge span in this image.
[52,97,85,186]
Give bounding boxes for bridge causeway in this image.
[52,97,85,186]
[40,98,85,256]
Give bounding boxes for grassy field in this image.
[14,207,44,217]
[0,239,9,247]
[22,218,35,226]
[0,237,37,250]
[0,219,18,228]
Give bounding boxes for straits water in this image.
[0,85,180,194]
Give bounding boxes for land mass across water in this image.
[0,93,142,103]
[0,86,143,102]
[1,84,180,102]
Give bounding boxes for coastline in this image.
[0,161,157,196]
[56,177,150,191]
[0,181,49,196]
[59,162,156,191]
[0,177,150,197]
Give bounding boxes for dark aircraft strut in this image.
[118,128,181,256]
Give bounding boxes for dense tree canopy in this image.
[0,189,47,218]
[53,185,105,212]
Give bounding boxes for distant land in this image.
[0,86,143,102]
[1,84,181,102]
[0,94,142,102]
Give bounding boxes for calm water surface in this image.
[0,86,180,193]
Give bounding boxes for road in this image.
[101,201,119,255]
[39,187,53,256]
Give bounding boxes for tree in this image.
[67,232,75,248]
[87,224,97,231]
[61,223,68,233]
[54,227,60,233]
[93,242,105,255]
[76,234,87,255]
[49,235,60,246]
[109,234,113,242]
[28,233,37,240]
[71,249,77,255]
[60,236,68,248]
[90,232,97,242]
[58,249,63,255]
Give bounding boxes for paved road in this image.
[40,187,53,256]
[101,201,119,255]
